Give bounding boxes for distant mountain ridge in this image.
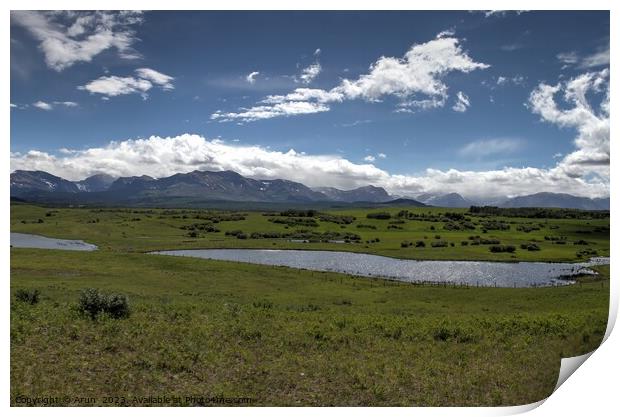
[313,185,392,203]
[416,192,475,208]
[9,170,609,209]
[10,169,402,205]
[499,192,610,210]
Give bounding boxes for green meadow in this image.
[10,203,610,406]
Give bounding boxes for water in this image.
[10,232,98,251]
[152,249,609,288]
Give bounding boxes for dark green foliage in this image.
[318,214,355,224]
[180,222,220,232]
[431,240,448,248]
[279,209,317,217]
[469,206,609,220]
[401,240,412,248]
[225,229,245,237]
[356,224,377,230]
[366,212,391,220]
[415,240,426,248]
[480,220,510,231]
[520,243,541,251]
[269,217,319,227]
[15,289,40,305]
[489,245,516,253]
[78,288,130,320]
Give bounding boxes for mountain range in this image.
[9,169,609,210]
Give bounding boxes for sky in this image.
[9,10,610,200]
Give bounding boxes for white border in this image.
[4,1,617,416]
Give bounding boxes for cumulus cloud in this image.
[135,68,174,90]
[32,101,52,110]
[528,68,609,179]
[10,133,609,200]
[452,91,470,112]
[78,68,174,99]
[11,11,143,71]
[297,63,322,84]
[363,155,376,162]
[211,101,331,123]
[459,138,523,159]
[246,71,260,84]
[213,35,489,122]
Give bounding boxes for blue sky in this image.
[10,11,610,199]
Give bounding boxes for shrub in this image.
[520,243,541,251]
[225,229,244,236]
[431,240,448,248]
[401,240,412,248]
[15,289,40,305]
[489,245,516,253]
[78,288,130,320]
[236,233,248,240]
[574,240,589,245]
[366,212,391,220]
[461,241,469,246]
[415,240,426,248]
[434,234,441,239]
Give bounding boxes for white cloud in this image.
[32,101,53,110]
[436,29,455,38]
[557,51,579,65]
[214,35,489,122]
[314,48,321,57]
[135,68,175,90]
[78,68,174,99]
[246,71,260,84]
[11,11,143,71]
[528,68,609,179]
[297,63,322,84]
[482,11,527,18]
[10,133,609,200]
[211,101,330,123]
[459,138,522,158]
[53,101,78,107]
[579,46,610,68]
[557,47,609,69]
[377,153,387,159]
[262,88,344,104]
[363,155,376,162]
[452,91,470,112]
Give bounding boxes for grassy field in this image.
[10,203,610,406]
[10,203,610,261]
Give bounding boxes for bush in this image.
[401,240,412,248]
[461,241,469,246]
[489,245,516,253]
[78,288,130,320]
[431,240,448,248]
[366,212,391,220]
[415,240,426,248]
[520,243,541,251]
[15,289,40,305]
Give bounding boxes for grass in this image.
[10,203,610,406]
[11,203,610,262]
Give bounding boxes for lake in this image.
[152,248,608,288]
[10,232,98,251]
